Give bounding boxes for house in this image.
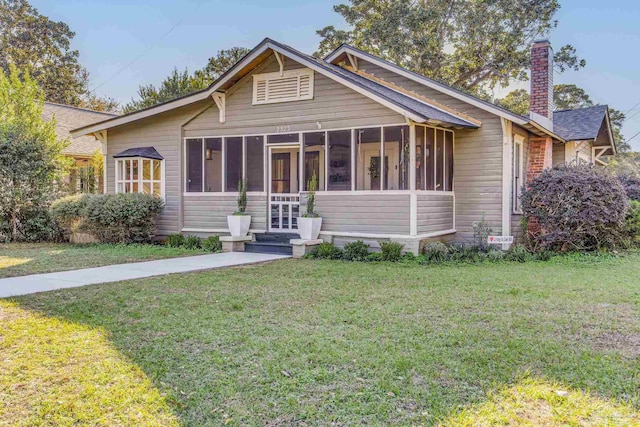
[43,102,116,193]
[70,38,616,254]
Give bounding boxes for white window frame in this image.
[512,135,525,214]
[115,157,165,198]
[252,68,314,105]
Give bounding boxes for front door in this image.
[269,147,300,232]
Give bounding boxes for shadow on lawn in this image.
[6,259,640,426]
[0,300,179,427]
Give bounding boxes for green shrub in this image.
[486,249,505,262]
[625,200,640,246]
[202,235,222,252]
[183,235,201,249]
[422,241,449,263]
[342,240,369,261]
[533,250,553,261]
[83,193,164,243]
[379,241,403,262]
[166,233,185,248]
[20,208,62,242]
[50,194,91,238]
[366,252,383,262]
[473,213,493,251]
[447,245,482,263]
[314,242,342,259]
[505,244,531,263]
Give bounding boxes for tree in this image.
[0,0,118,112]
[0,0,88,105]
[315,0,584,94]
[124,47,250,113]
[496,84,628,151]
[80,93,120,114]
[123,68,205,113]
[0,65,68,240]
[194,47,251,84]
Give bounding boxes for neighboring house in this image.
[43,102,117,193]
[71,38,616,253]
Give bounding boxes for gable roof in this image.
[324,43,567,141]
[71,38,481,137]
[554,105,608,141]
[43,102,116,156]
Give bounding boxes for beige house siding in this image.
[417,194,454,234]
[105,101,211,234]
[184,55,406,137]
[552,143,565,166]
[354,59,505,242]
[315,194,410,235]
[183,195,267,231]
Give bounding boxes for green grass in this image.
[2,254,640,425]
[0,243,207,278]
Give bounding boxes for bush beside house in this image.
[522,165,629,252]
[51,193,163,244]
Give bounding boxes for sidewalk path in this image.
[0,252,289,298]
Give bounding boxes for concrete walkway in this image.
[0,252,289,298]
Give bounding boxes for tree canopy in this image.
[315,0,584,95]
[0,65,68,240]
[495,84,629,151]
[124,47,250,113]
[0,0,118,112]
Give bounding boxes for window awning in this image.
[113,147,164,160]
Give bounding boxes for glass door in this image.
[269,147,300,232]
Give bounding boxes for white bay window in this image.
[115,156,163,197]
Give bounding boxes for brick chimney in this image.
[529,39,554,123]
[527,40,555,239]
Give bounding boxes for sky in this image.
[32,0,640,150]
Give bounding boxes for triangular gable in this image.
[72,38,480,137]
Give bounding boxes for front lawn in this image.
[0,243,207,278]
[2,255,639,425]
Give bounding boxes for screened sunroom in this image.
[182,123,455,239]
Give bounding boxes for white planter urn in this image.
[227,214,251,237]
[298,216,322,240]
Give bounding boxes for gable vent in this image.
[253,69,314,105]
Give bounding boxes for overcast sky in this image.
[33,0,640,149]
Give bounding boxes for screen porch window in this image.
[253,69,314,105]
[115,158,163,197]
[416,126,453,192]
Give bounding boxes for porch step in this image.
[245,233,298,255]
[245,241,293,256]
[254,232,299,244]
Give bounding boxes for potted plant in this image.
[298,174,322,240]
[227,180,251,237]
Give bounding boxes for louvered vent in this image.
[253,69,314,105]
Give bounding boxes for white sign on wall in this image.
[488,236,514,245]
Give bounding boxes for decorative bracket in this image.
[274,51,285,76]
[211,92,226,123]
[593,146,608,166]
[346,53,358,71]
[94,130,107,154]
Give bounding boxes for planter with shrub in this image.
[227,180,251,237]
[298,174,322,240]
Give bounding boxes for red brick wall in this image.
[526,137,553,237]
[527,137,553,183]
[530,40,553,120]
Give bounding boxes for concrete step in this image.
[254,232,299,244]
[245,241,293,256]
